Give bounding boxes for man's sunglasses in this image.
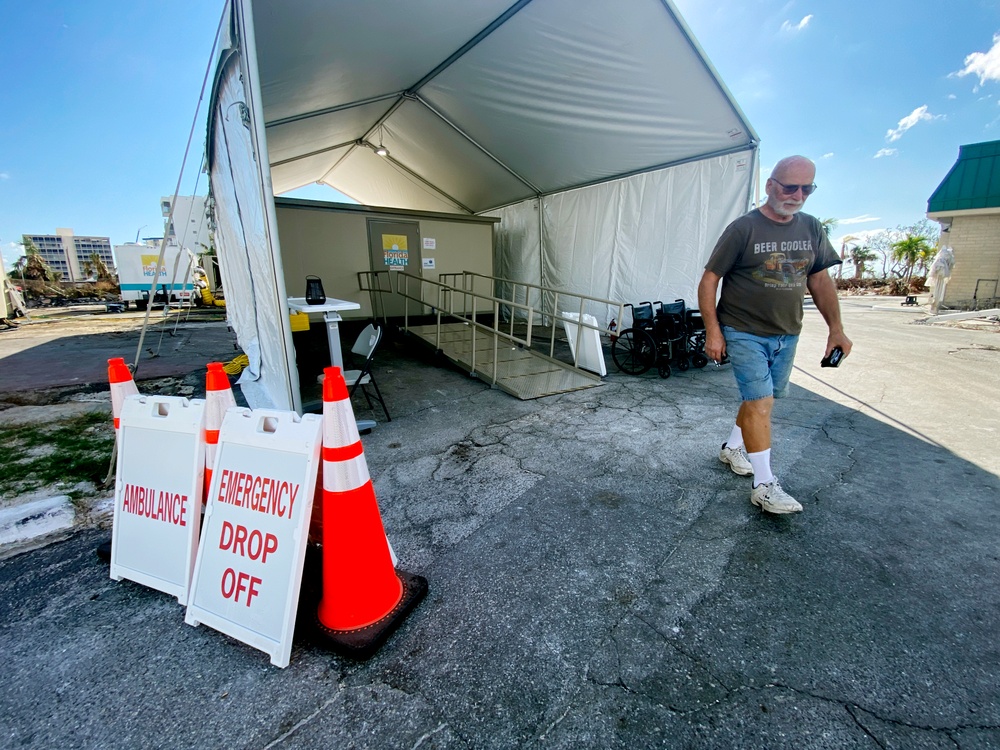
[771,178,817,197]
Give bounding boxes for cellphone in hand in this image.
[821,346,844,368]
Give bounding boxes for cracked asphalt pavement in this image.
[1,298,998,748]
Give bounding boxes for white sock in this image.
[726,424,744,449]
[748,449,774,487]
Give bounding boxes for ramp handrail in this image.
[391,271,537,386]
[438,271,625,368]
[357,270,394,326]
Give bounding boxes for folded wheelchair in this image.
[611,299,708,378]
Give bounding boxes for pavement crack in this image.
[410,722,449,749]
[772,683,1000,735]
[261,693,342,749]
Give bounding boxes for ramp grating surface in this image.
[407,323,603,400]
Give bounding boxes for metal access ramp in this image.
[359,271,624,400]
[409,322,600,400]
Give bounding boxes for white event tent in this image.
[207,0,759,411]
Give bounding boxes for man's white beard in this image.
[771,200,803,218]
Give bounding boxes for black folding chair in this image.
[318,322,391,421]
[344,323,391,421]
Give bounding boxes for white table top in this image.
[287,297,361,314]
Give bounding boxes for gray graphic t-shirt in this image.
[705,209,841,335]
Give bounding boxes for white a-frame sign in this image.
[185,408,322,668]
[110,395,206,605]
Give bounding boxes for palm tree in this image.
[916,243,937,276]
[839,234,858,279]
[89,252,113,281]
[21,240,58,282]
[849,245,877,280]
[890,234,933,282]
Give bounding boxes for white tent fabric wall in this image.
[209,38,297,410]
[491,150,756,325]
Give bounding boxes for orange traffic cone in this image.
[108,357,138,433]
[203,362,237,503]
[315,366,427,658]
[101,357,139,563]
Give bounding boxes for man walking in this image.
[697,155,852,513]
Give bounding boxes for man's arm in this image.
[806,269,852,358]
[698,270,726,362]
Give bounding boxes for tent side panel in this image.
[492,149,755,324]
[209,39,295,410]
[489,200,542,303]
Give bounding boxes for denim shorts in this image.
[722,326,799,401]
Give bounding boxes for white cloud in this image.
[885,105,941,142]
[874,148,898,158]
[956,32,1000,87]
[780,15,813,33]
[833,228,887,248]
[839,215,882,225]
[0,172,8,180]
[821,152,834,159]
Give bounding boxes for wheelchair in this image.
[611,299,709,378]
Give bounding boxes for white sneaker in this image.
[750,480,803,514]
[719,443,753,476]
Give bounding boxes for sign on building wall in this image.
[382,234,409,268]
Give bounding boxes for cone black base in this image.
[96,539,112,563]
[300,558,428,660]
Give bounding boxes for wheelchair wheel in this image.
[658,362,671,379]
[677,355,690,372]
[691,353,709,369]
[612,328,656,375]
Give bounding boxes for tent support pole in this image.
[237,0,301,413]
[537,196,545,315]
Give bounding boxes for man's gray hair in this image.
[770,155,815,179]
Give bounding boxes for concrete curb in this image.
[0,495,114,560]
[928,307,1000,321]
[0,496,76,547]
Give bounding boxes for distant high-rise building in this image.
[161,195,210,253]
[21,229,115,282]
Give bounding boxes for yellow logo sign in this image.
[382,234,409,267]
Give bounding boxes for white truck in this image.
[113,242,197,310]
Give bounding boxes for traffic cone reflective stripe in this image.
[203,362,236,502]
[318,367,402,631]
[107,357,138,431]
[320,442,397,566]
[321,441,369,489]
[322,441,365,463]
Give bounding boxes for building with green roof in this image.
[927,140,1000,309]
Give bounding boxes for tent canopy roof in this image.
[250,0,757,215]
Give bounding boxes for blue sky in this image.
[4,0,1000,270]
[675,0,1000,247]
